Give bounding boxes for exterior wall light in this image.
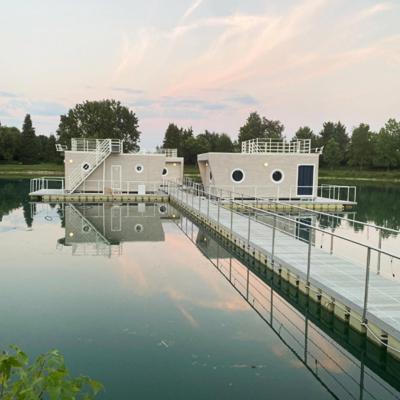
[173,163,177,166]
[69,159,73,163]
[69,232,74,237]
[264,162,268,167]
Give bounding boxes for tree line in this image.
[162,111,400,169]
[1,100,399,170]
[0,115,60,164]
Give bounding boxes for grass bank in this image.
[0,163,63,179]
[319,168,400,182]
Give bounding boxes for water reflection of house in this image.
[58,203,179,256]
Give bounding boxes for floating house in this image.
[197,138,323,199]
[61,138,183,194]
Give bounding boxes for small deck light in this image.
[264,162,268,167]
[69,232,74,237]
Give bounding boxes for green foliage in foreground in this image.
[0,346,102,399]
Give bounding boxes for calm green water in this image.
[0,179,400,399]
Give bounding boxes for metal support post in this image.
[362,247,371,323]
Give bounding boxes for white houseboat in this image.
[30,138,183,200]
[197,138,323,199]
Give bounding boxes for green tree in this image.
[0,126,21,161]
[36,134,61,163]
[293,126,319,149]
[214,133,234,152]
[373,119,400,169]
[19,114,39,164]
[319,121,349,163]
[238,112,284,143]
[348,123,374,169]
[57,100,140,152]
[323,138,342,168]
[162,123,182,150]
[196,130,234,152]
[0,345,102,398]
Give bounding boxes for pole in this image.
[306,229,312,286]
[271,216,276,268]
[362,247,371,323]
[377,229,382,274]
[247,210,251,248]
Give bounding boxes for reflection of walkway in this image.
[179,218,400,400]
[170,186,400,349]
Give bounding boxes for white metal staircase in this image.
[66,139,119,193]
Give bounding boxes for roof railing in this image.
[241,138,322,154]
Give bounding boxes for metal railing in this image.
[71,138,122,153]
[77,179,175,194]
[241,138,321,154]
[179,221,400,400]
[166,179,400,347]
[30,177,65,193]
[205,182,357,202]
[30,177,180,195]
[157,148,178,157]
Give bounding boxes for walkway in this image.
[170,187,400,345]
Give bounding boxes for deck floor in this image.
[175,190,400,341]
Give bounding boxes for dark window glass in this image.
[272,170,283,182]
[82,163,90,171]
[231,169,244,182]
[209,171,212,181]
[159,205,167,213]
[162,168,168,176]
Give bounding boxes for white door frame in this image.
[296,163,316,198]
[111,165,122,193]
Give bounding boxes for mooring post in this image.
[362,247,371,324]
[377,229,382,274]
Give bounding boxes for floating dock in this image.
[168,182,400,360]
[29,188,169,203]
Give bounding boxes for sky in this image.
[0,0,399,148]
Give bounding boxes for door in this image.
[297,165,314,196]
[111,165,122,193]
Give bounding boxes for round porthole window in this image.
[159,205,167,214]
[82,224,91,233]
[162,168,168,176]
[271,169,284,183]
[81,162,91,172]
[135,164,144,173]
[231,168,245,183]
[134,224,144,233]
